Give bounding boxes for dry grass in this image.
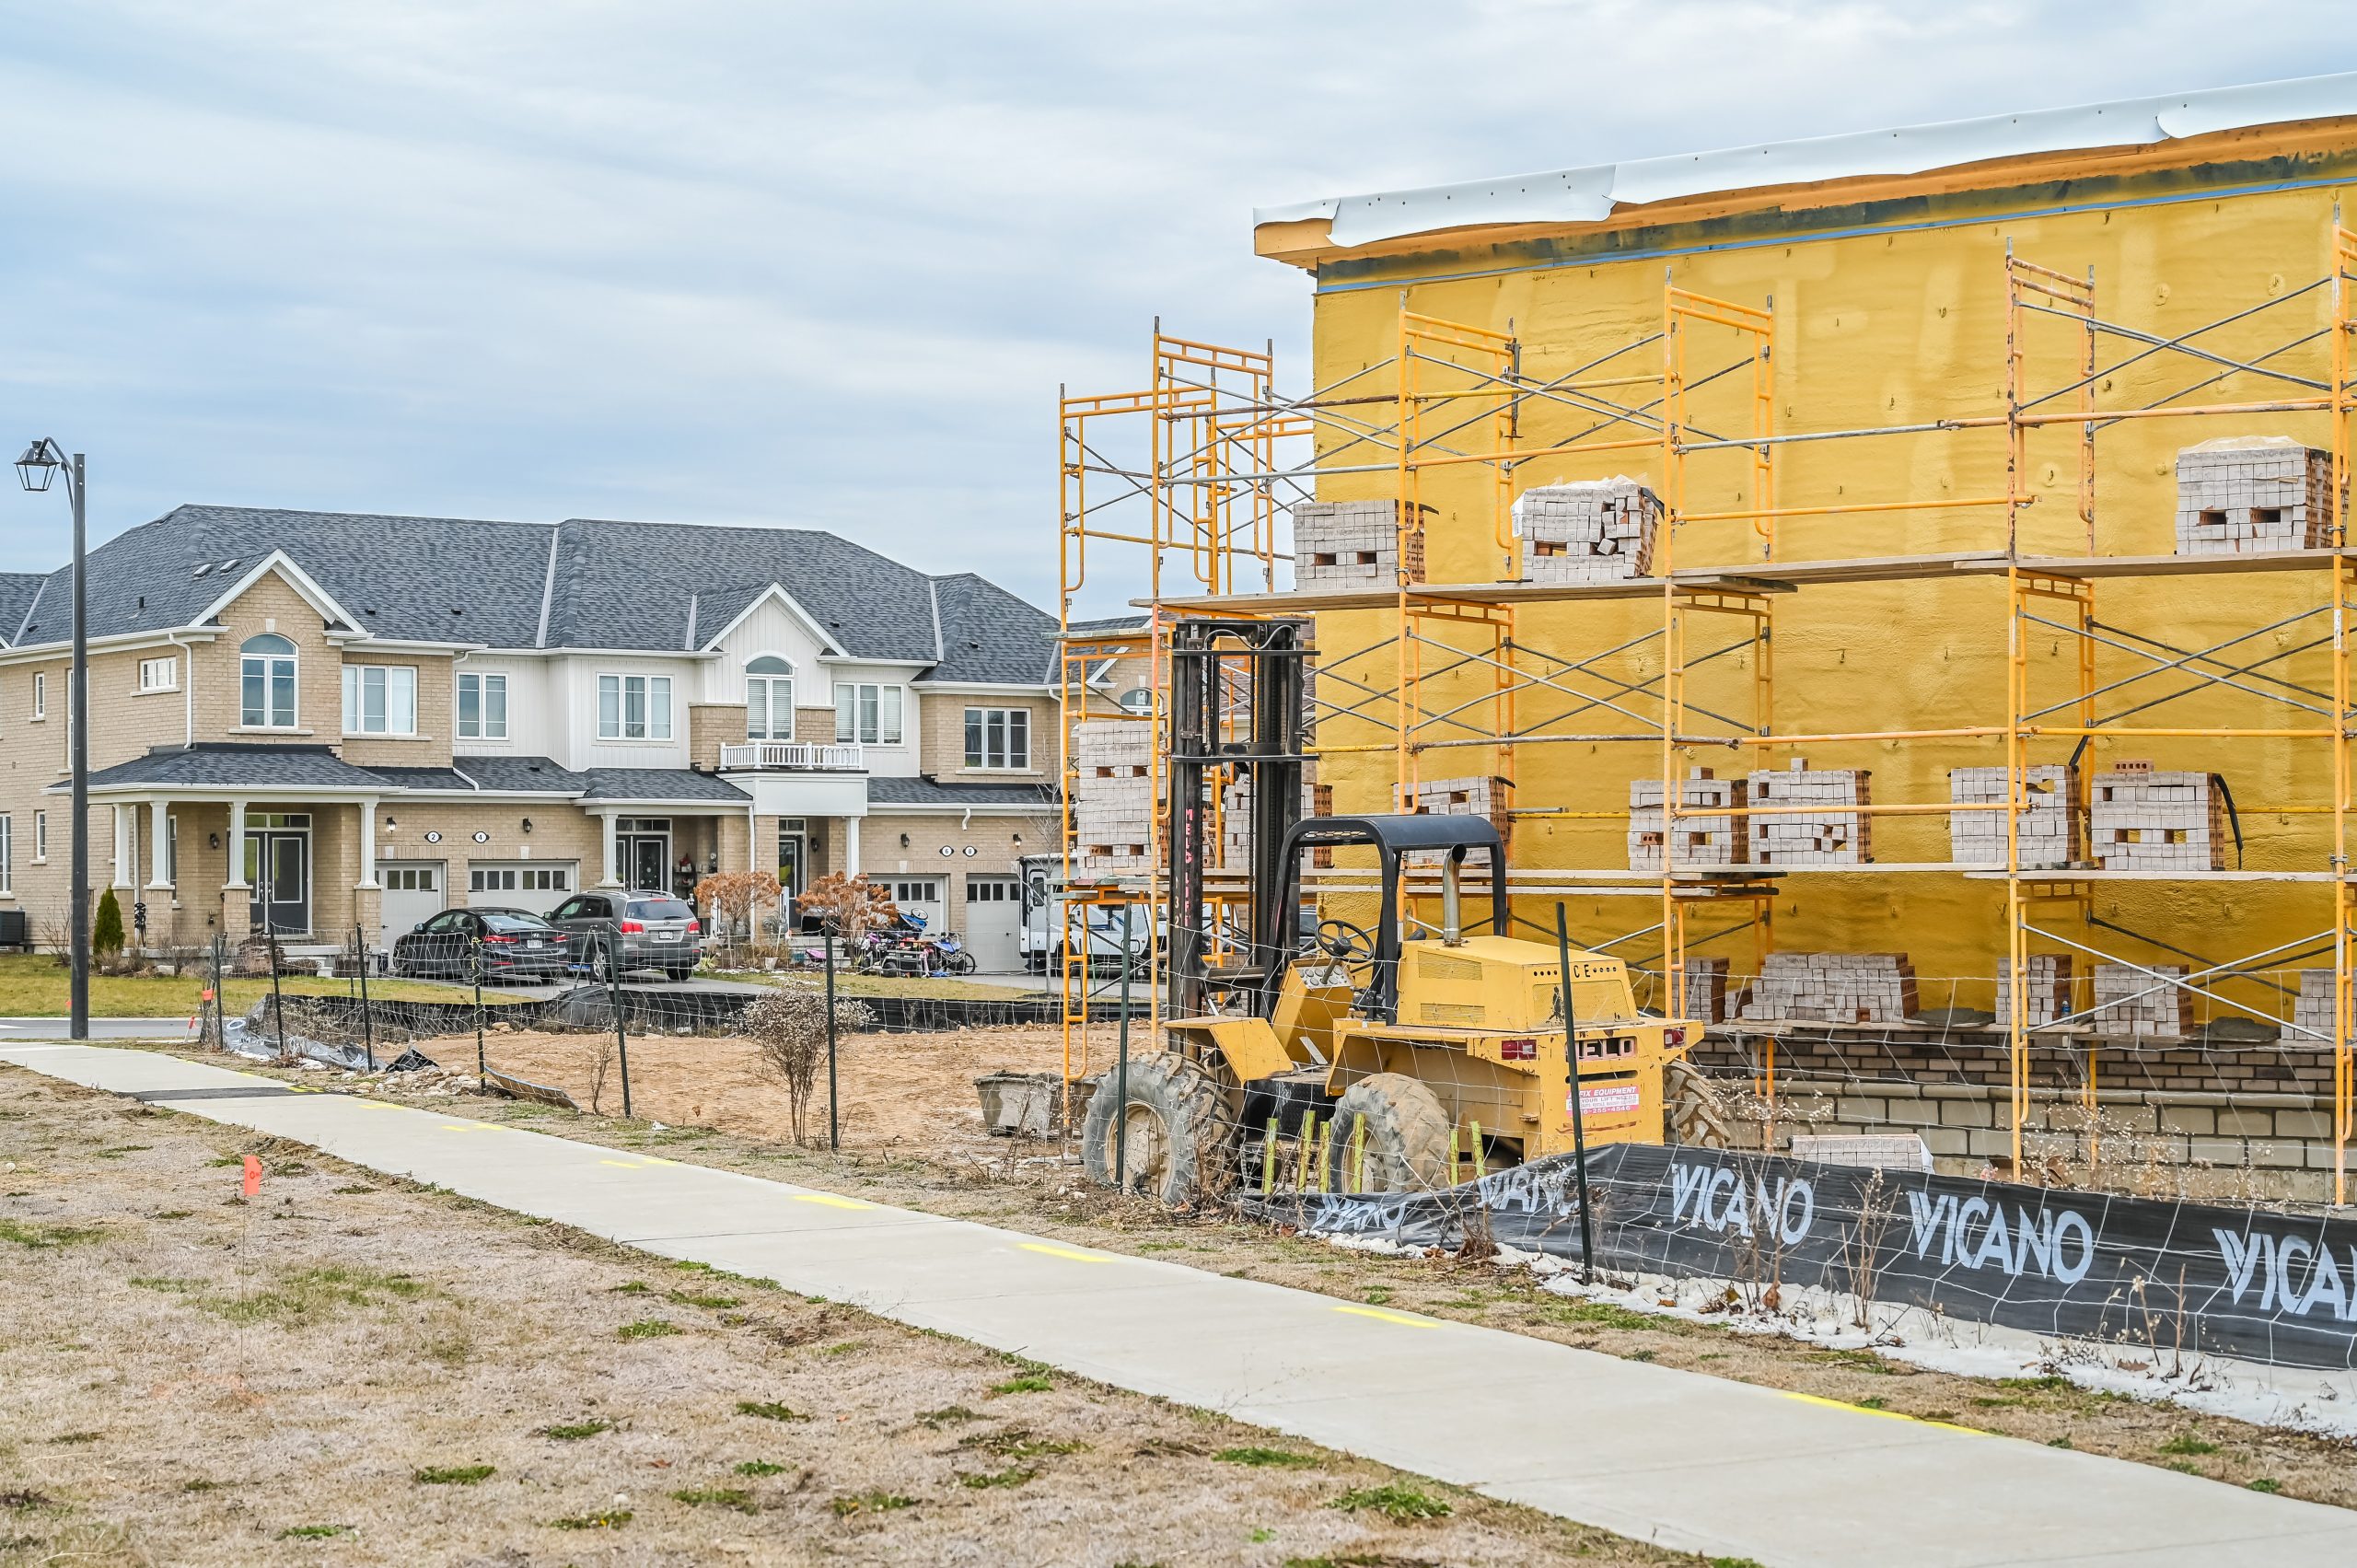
[0,1065,1678,1567]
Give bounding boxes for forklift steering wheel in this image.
[1314,918,1376,963]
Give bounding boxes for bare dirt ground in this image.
[358,1024,2357,1513]
[0,1064,1685,1568]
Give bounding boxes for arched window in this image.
[746,656,795,740]
[240,633,297,728]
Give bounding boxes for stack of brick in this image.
[1071,719,1155,874]
[1512,478,1661,583]
[1747,760,1872,865]
[1218,776,1322,874]
[2293,970,2346,1045]
[1628,768,1748,872]
[1677,956,1732,1023]
[1948,765,2077,868]
[2174,436,2340,556]
[1395,774,1510,862]
[2090,762,2226,871]
[1994,954,2074,1028]
[1293,500,1426,588]
[1736,952,1918,1024]
[2089,962,2194,1038]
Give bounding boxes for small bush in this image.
[414,1465,494,1486]
[93,889,124,958]
[617,1319,680,1341]
[1215,1446,1317,1469]
[1328,1483,1451,1522]
[735,1400,808,1423]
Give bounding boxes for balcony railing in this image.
[718,740,865,772]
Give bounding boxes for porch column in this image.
[111,806,132,889]
[844,815,861,877]
[147,800,172,889]
[225,799,250,889]
[597,810,621,888]
[355,798,379,889]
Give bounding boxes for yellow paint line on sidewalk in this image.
[792,1193,878,1211]
[1333,1305,1443,1329]
[1018,1242,1127,1264]
[1779,1390,1983,1434]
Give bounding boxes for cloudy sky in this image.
[0,3,2345,613]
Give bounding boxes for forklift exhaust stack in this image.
[1440,854,1464,947]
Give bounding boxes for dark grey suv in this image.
[549,890,702,981]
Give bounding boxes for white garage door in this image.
[888,877,945,936]
[964,877,1021,971]
[377,862,446,948]
[469,862,578,917]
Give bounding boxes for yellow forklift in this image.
[1078,618,1724,1202]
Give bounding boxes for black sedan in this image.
[391,907,571,982]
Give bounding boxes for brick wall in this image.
[918,691,1056,782]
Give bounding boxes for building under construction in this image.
[1057,74,2357,1206]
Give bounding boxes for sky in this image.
[0,2,2350,616]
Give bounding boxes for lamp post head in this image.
[15,440,60,494]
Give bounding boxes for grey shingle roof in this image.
[0,573,44,645]
[456,756,588,793]
[548,518,944,662]
[18,505,1054,687]
[14,505,552,649]
[866,776,1057,808]
[925,574,1060,685]
[74,744,390,791]
[579,768,751,804]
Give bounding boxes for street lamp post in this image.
[16,439,88,1041]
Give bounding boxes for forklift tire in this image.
[1080,1052,1232,1205]
[1323,1073,1455,1194]
[1665,1059,1734,1149]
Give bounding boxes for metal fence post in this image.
[354,924,376,1072]
[824,927,840,1151]
[1555,901,1597,1284]
[266,927,286,1060]
[1113,903,1134,1190]
[609,931,632,1121]
[473,935,487,1086]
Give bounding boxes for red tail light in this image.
[619,919,645,935]
[483,934,519,945]
[686,919,701,935]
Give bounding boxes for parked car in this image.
[547,890,702,981]
[391,907,570,982]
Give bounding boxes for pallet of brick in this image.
[1736,951,1917,1024]
[2090,761,2226,872]
[1218,775,1320,874]
[1629,768,1748,873]
[2089,962,2194,1038]
[1513,478,1661,584]
[1995,954,2074,1028]
[1746,759,1872,865]
[1293,499,1427,588]
[1677,955,1732,1022]
[2174,436,2341,556]
[1948,765,2077,868]
[2292,970,2348,1046]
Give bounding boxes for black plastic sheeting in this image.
[1242,1143,2357,1370]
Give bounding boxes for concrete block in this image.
[1963,1128,2013,1158]
[2188,1136,2250,1167]
[2249,1139,2308,1170]
[1836,1097,1888,1124]
[1938,1098,1994,1128]
[1921,1127,1970,1156]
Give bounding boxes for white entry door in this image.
[377,862,445,947]
[964,877,1021,970]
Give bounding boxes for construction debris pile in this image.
[1512,478,1660,583]
[2174,436,2341,555]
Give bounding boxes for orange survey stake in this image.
[241,1156,261,1199]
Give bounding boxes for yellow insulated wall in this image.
[1283,131,2357,1016]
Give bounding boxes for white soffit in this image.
[1256,73,2357,250]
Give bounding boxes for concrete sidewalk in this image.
[9,1041,2355,1568]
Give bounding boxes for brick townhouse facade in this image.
[0,506,1065,970]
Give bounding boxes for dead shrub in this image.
[741,984,875,1145]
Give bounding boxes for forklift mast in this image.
[1165,617,1311,1018]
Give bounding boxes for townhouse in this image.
[0,506,1062,969]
